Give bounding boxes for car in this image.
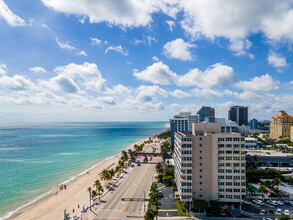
[73,215,79,220]
[284,210,290,216]
[282,200,292,206]
[158,191,163,197]
[266,152,271,155]
[277,201,284,206]
[268,210,274,214]
[275,209,282,215]
[267,200,277,206]
[260,209,266,215]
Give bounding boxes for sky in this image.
[0,0,293,122]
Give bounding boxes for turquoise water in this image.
[0,122,166,219]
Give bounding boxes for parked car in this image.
[275,209,282,215]
[260,209,266,215]
[282,200,292,206]
[267,200,277,206]
[284,210,290,216]
[157,191,163,197]
[277,201,284,206]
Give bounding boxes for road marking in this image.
[122,162,151,211]
[158,185,166,190]
[158,209,177,212]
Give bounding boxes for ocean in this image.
[0,121,166,219]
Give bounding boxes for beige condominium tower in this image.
[270,110,293,140]
[174,123,246,207]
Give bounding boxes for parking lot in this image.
[242,199,293,217]
[157,183,178,217]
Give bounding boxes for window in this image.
[241,163,245,167]
[218,182,224,186]
[218,195,224,199]
[199,195,202,198]
[233,170,240,173]
[199,138,202,141]
[218,150,224,154]
[199,157,202,160]
[226,188,232,192]
[226,169,232,173]
[218,169,224,173]
[199,169,202,172]
[218,138,225,141]
[233,138,240,141]
[234,195,241,199]
[233,163,239,167]
[241,144,245,148]
[226,150,232,154]
[199,182,202,185]
[233,182,240,186]
[241,182,246,186]
[226,144,232,148]
[233,156,240,160]
[218,188,224,192]
[226,156,232,160]
[226,195,232,199]
[200,188,202,191]
[187,169,192,174]
[199,144,202,147]
[233,144,239,148]
[218,175,225,179]
[200,175,202,179]
[234,189,240,192]
[241,138,245,141]
[199,163,202,166]
[226,137,232,141]
[241,170,245,173]
[241,189,246,192]
[241,176,246,180]
[226,176,232,179]
[233,176,240,180]
[218,163,224,167]
[200,150,202,153]
[225,163,231,167]
[218,157,225,160]
[187,176,192,180]
[233,151,240,154]
[226,182,232,186]
[218,144,224,148]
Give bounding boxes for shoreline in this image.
[2,136,152,220]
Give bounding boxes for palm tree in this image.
[88,186,92,208]
[272,178,284,196]
[96,183,104,201]
[251,155,261,167]
[128,149,133,161]
[259,185,269,200]
[121,150,128,162]
[94,179,101,189]
[155,162,163,175]
[91,190,97,199]
[109,169,115,182]
[118,160,124,172]
[115,165,120,174]
[101,169,110,187]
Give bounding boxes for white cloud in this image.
[152,56,159,62]
[170,89,191,98]
[134,61,177,85]
[41,0,163,27]
[43,75,80,94]
[236,91,261,100]
[0,64,7,75]
[192,88,223,99]
[134,36,157,45]
[97,96,115,105]
[179,0,293,42]
[105,45,128,56]
[228,39,252,56]
[90,37,101,46]
[166,20,175,31]
[78,51,88,56]
[163,38,195,61]
[112,84,131,95]
[56,38,76,50]
[41,23,50,29]
[235,74,279,91]
[267,51,288,72]
[177,63,237,88]
[29,66,46,73]
[53,62,111,93]
[136,85,168,102]
[0,0,27,27]
[0,75,36,90]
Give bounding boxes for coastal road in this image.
[92,157,161,220]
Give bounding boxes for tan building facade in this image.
[174,123,246,204]
[270,111,293,139]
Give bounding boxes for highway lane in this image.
[92,157,161,220]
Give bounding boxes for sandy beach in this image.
[6,138,149,220]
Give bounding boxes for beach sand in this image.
[7,138,149,220]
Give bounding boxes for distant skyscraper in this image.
[270,110,293,139]
[170,112,199,146]
[197,106,215,122]
[228,106,248,126]
[250,118,258,129]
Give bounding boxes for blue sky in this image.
[0,0,293,122]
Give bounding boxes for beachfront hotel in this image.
[270,110,293,140]
[174,123,246,206]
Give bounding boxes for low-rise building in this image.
[245,137,262,150]
[174,123,246,206]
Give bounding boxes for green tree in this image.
[101,169,110,187]
[272,178,284,196]
[259,185,269,200]
[251,155,260,167]
[96,183,104,201]
[155,162,163,175]
[91,189,97,199]
[193,200,208,212]
[88,186,92,209]
[278,214,290,220]
[144,209,155,220]
[121,150,128,162]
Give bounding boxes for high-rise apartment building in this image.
[228,106,248,126]
[270,110,293,139]
[174,123,246,205]
[250,119,258,130]
[197,106,215,122]
[170,112,199,146]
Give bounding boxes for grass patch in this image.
[176,200,187,216]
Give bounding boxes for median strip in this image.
[158,209,178,212]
